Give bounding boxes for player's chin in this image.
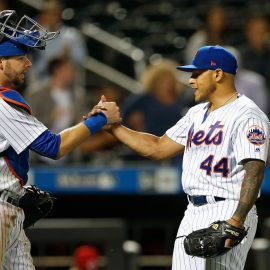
[194,93,202,103]
[13,79,25,88]
[16,75,25,85]
[194,92,207,104]
[17,79,25,86]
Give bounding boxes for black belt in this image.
[0,190,20,206]
[188,195,225,206]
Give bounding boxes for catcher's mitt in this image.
[184,220,247,258]
[18,185,55,229]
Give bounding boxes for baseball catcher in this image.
[0,8,121,269]
[183,220,248,258]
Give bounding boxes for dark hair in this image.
[48,56,71,75]
[245,11,269,28]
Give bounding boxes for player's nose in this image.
[24,56,32,68]
[189,78,196,88]
[26,59,32,68]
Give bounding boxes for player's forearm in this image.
[58,123,90,158]
[58,113,111,158]
[111,124,163,160]
[232,159,265,222]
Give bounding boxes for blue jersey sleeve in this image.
[29,130,61,160]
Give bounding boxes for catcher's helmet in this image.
[0,10,59,56]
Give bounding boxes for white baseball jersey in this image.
[0,98,47,192]
[167,94,270,270]
[0,98,47,269]
[167,94,270,199]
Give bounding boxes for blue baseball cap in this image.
[177,45,238,75]
[0,39,29,57]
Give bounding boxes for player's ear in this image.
[214,68,224,82]
[0,58,4,70]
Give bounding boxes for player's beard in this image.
[194,86,216,104]
[12,73,25,86]
[12,74,26,90]
[3,66,25,87]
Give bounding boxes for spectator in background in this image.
[240,12,270,90]
[0,0,7,10]
[120,59,193,163]
[29,0,88,84]
[122,59,193,137]
[26,56,88,164]
[185,4,231,64]
[225,46,270,116]
[70,245,99,270]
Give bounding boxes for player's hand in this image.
[83,95,122,124]
[85,95,122,125]
[100,95,122,124]
[83,96,108,119]
[224,217,245,248]
[82,107,103,119]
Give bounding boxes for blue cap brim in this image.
[176,65,203,72]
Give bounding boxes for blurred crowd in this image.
[3,0,270,165]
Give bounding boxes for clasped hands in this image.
[84,95,122,127]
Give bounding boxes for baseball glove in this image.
[183,220,247,258]
[18,185,55,229]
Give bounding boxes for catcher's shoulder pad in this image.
[0,87,32,114]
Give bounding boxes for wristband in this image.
[84,112,107,134]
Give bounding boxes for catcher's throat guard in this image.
[183,220,247,258]
[0,10,59,49]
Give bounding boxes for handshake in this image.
[83,95,121,135]
[96,95,121,125]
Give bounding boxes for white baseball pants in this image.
[172,199,257,270]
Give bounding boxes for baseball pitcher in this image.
[106,45,270,270]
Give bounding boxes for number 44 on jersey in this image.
[200,155,229,177]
